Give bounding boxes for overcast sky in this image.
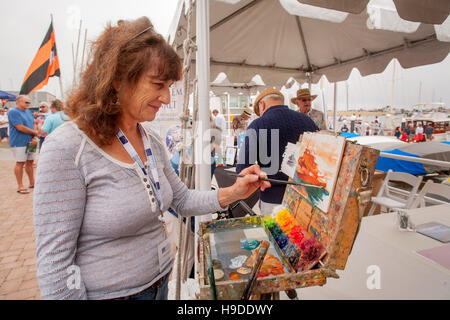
[0,0,179,98]
[1,0,449,110]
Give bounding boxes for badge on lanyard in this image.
[116,125,163,212]
[158,238,174,272]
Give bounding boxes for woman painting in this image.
[33,17,270,300]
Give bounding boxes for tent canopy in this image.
[210,73,266,95]
[297,0,450,25]
[0,90,17,101]
[169,0,450,87]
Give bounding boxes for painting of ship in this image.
[292,133,346,213]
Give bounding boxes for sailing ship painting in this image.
[292,133,346,213]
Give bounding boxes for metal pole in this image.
[389,59,396,129]
[333,82,337,134]
[195,0,211,193]
[51,14,64,99]
[80,29,88,74]
[74,20,82,85]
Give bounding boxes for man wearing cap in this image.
[232,107,252,136]
[231,107,252,146]
[291,89,327,130]
[236,88,318,214]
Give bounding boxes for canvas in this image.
[292,133,346,213]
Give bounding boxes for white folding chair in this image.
[410,180,450,208]
[367,170,423,216]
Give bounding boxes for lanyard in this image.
[116,124,163,211]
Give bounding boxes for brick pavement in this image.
[0,142,41,300]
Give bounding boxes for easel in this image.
[197,140,379,300]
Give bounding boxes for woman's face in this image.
[117,68,174,123]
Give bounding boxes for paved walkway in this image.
[0,142,41,300]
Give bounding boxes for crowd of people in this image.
[2,95,68,194]
[395,122,434,143]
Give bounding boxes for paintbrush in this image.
[228,173,324,189]
[241,240,270,300]
[203,234,217,300]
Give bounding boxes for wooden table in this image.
[288,204,450,299]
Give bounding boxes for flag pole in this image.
[80,28,88,74]
[51,14,64,99]
[74,20,82,85]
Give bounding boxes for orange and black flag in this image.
[20,22,60,95]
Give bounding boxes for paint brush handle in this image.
[229,173,323,189]
[241,240,270,300]
[203,234,217,300]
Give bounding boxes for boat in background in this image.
[404,111,449,141]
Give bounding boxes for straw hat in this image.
[291,88,317,104]
[253,88,284,116]
[242,107,252,117]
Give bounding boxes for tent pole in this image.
[195,0,211,194]
[333,82,337,134]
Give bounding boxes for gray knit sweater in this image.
[33,122,222,300]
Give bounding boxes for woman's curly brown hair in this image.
[65,16,181,145]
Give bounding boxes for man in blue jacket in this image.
[236,88,318,214]
[8,95,39,194]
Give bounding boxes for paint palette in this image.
[207,226,291,283]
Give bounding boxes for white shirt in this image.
[415,126,424,134]
[0,114,8,129]
[213,114,226,132]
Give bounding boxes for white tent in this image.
[169,0,450,87]
[168,0,450,299]
[168,0,450,186]
[210,73,266,95]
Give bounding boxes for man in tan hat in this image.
[231,106,252,140]
[291,88,327,130]
[237,88,318,214]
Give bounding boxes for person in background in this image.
[400,129,408,142]
[33,16,270,300]
[394,126,401,139]
[408,122,415,142]
[35,102,51,152]
[0,108,9,143]
[291,88,326,130]
[425,122,434,141]
[212,109,226,132]
[231,107,252,145]
[7,95,39,194]
[237,88,318,215]
[38,101,52,118]
[341,124,349,133]
[209,110,217,176]
[414,123,424,142]
[405,123,411,142]
[40,99,69,136]
[212,109,226,165]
